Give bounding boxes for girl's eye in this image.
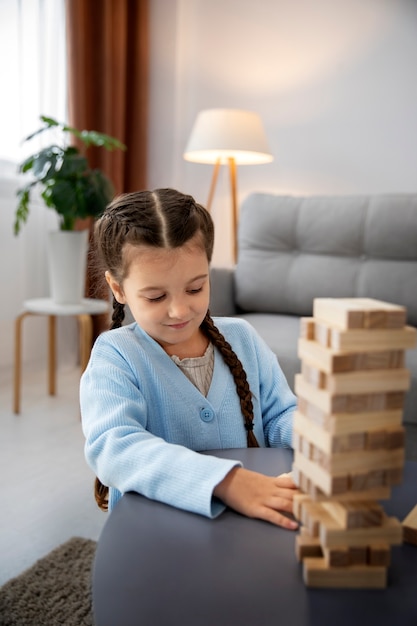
[187,287,203,295]
[147,294,166,302]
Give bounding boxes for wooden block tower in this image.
[292,297,417,588]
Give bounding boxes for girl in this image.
[80,188,298,529]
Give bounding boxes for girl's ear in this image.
[105,271,126,304]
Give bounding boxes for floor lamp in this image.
[183,109,273,263]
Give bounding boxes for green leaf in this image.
[15,114,125,234]
[14,187,31,235]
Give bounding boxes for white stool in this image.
[13,297,109,414]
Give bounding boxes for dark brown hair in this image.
[92,188,258,511]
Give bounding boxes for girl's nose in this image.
[168,298,189,319]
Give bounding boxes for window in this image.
[0,0,67,166]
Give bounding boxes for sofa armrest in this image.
[209,267,237,316]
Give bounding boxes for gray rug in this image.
[0,537,96,626]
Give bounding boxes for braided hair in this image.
[92,189,258,511]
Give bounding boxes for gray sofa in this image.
[209,192,417,427]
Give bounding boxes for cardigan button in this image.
[200,407,214,422]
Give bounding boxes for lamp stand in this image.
[206,157,239,264]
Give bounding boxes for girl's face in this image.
[106,238,210,358]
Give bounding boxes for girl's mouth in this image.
[168,321,189,330]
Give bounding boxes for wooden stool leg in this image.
[48,315,56,396]
[13,311,31,414]
[78,314,93,373]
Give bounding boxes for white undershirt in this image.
[171,342,214,397]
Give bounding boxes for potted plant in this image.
[14,115,126,304]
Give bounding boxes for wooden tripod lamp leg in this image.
[78,314,93,373]
[13,311,31,414]
[206,158,221,213]
[48,315,56,396]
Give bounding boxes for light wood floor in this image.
[0,364,106,586]
[1,362,417,587]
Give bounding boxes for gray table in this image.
[93,448,417,626]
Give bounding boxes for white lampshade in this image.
[183,108,273,165]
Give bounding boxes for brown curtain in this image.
[65,0,149,334]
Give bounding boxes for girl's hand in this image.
[213,467,299,530]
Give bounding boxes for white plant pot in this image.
[48,230,89,305]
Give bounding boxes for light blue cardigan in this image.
[80,317,296,517]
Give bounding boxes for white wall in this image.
[0,162,78,376]
[2,0,417,373]
[148,0,417,266]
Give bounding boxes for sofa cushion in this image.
[235,193,417,326]
[240,313,300,392]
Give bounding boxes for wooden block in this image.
[322,544,387,567]
[291,466,392,503]
[368,543,391,566]
[324,447,405,475]
[298,338,404,374]
[301,362,410,394]
[332,432,366,453]
[385,426,406,449]
[385,466,404,486]
[366,469,386,488]
[303,557,387,588]
[298,500,327,536]
[320,501,384,529]
[295,374,405,416]
[297,396,403,436]
[293,411,332,455]
[301,362,326,388]
[349,546,368,565]
[313,297,406,330]
[320,515,403,549]
[366,429,387,450]
[300,317,315,340]
[323,369,410,395]
[402,504,417,545]
[365,426,405,451]
[323,546,350,567]
[314,321,332,347]
[293,493,312,520]
[329,326,416,352]
[295,533,323,561]
[293,451,348,496]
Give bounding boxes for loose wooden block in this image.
[402,504,417,545]
[313,298,406,330]
[303,557,387,588]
